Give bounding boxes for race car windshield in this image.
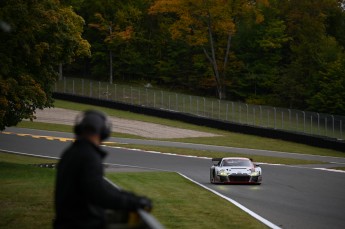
[222,159,252,167]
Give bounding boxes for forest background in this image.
[1,0,345,130]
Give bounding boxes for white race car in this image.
[210,157,262,184]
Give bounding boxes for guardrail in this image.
[55,77,345,140]
[104,178,164,229]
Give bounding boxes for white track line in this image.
[178,173,281,229]
[313,168,345,173]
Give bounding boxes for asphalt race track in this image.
[1,128,345,229]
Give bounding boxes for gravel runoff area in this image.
[32,108,219,139]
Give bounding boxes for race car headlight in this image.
[218,170,228,176]
[251,171,260,176]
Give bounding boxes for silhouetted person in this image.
[54,110,151,229]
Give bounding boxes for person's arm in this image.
[80,151,149,211]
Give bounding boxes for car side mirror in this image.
[255,164,260,167]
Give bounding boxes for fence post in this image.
[274,107,276,129]
[90,82,92,97]
[317,113,320,135]
[253,107,256,125]
[311,115,313,135]
[139,89,141,105]
[153,92,156,108]
[203,98,206,116]
[281,112,284,129]
[183,97,185,113]
[340,120,343,139]
[161,91,164,108]
[267,110,270,127]
[130,87,133,104]
[98,82,101,99]
[219,100,221,119]
[176,94,178,111]
[169,95,171,110]
[232,102,235,122]
[211,101,214,118]
[302,111,305,133]
[196,98,199,115]
[226,103,229,121]
[239,104,242,123]
[63,77,66,93]
[72,80,75,94]
[246,104,249,124]
[106,85,109,100]
[259,106,262,126]
[114,84,117,100]
[288,109,291,130]
[332,115,335,137]
[296,113,299,131]
[146,89,149,106]
[325,117,328,136]
[189,96,192,113]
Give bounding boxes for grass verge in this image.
[330,167,345,171]
[53,99,344,158]
[104,144,324,165]
[0,152,267,229]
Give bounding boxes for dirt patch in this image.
[33,108,219,139]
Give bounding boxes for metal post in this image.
[246,104,249,124]
[98,81,101,99]
[302,111,305,133]
[153,92,156,108]
[259,106,262,126]
[139,89,141,105]
[189,96,192,113]
[106,85,109,100]
[226,103,229,121]
[311,115,313,135]
[72,80,75,94]
[253,107,256,125]
[183,96,186,113]
[332,115,335,137]
[274,107,276,129]
[232,102,234,122]
[267,110,270,127]
[288,109,291,130]
[203,98,206,116]
[146,89,149,106]
[90,82,92,97]
[176,94,178,111]
[317,113,320,135]
[130,87,133,104]
[211,101,214,118]
[82,79,84,96]
[114,84,117,100]
[123,88,125,102]
[340,120,343,140]
[168,95,171,110]
[325,117,328,136]
[54,82,57,92]
[161,91,164,108]
[196,98,199,115]
[219,100,221,119]
[239,104,241,123]
[64,77,66,93]
[296,113,299,131]
[282,112,284,129]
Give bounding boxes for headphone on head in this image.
[74,110,112,141]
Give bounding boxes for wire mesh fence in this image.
[55,77,345,140]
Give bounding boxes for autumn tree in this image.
[149,0,264,99]
[0,0,90,130]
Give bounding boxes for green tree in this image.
[0,0,90,130]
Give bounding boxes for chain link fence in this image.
[55,77,345,140]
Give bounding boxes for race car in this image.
[210,157,262,184]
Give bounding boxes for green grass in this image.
[104,144,324,165]
[53,99,345,158]
[0,151,57,164]
[0,153,267,229]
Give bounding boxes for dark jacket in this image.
[54,139,138,229]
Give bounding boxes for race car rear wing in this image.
[212,158,223,166]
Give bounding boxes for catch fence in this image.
[55,77,345,140]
